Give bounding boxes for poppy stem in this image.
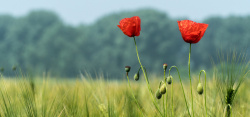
[163,70,166,116]
[133,37,163,117]
[163,94,165,117]
[126,74,145,117]
[171,76,174,117]
[169,66,191,117]
[199,70,207,117]
[189,43,194,117]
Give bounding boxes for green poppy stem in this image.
[188,43,194,117]
[163,95,165,116]
[164,70,168,116]
[169,66,191,117]
[165,90,168,117]
[126,75,145,117]
[133,37,163,117]
[163,70,166,117]
[171,78,174,117]
[199,70,207,117]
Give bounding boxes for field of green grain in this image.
[0,72,249,117]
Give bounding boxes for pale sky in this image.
[1,0,250,25]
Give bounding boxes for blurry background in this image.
[0,0,249,78]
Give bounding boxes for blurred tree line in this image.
[0,9,249,78]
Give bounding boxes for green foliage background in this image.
[0,9,249,77]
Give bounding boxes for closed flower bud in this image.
[160,84,167,94]
[163,63,168,71]
[197,83,203,95]
[125,66,131,73]
[134,73,139,81]
[155,89,162,99]
[167,75,172,84]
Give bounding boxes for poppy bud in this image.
[155,89,162,99]
[163,63,168,71]
[167,75,172,84]
[160,84,167,94]
[134,73,139,81]
[125,66,131,73]
[197,83,203,95]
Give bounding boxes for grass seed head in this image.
[225,88,235,105]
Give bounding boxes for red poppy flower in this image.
[117,16,141,37]
[177,20,208,43]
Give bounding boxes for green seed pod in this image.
[155,89,162,99]
[163,63,168,71]
[167,75,172,84]
[125,66,131,73]
[160,84,167,94]
[197,83,203,95]
[134,73,139,81]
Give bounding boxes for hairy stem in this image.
[189,43,194,117]
[169,66,191,117]
[171,79,174,117]
[133,37,163,117]
[163,70,166,117]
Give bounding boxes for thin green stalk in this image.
[126,75,145,117]
[169,66,191,117]
[163,95,165,117]
[199,70,207,117]
[0,89,10,117]
[163,70,166,117]
[164,70,166,117]
[188,43,194,117]
[171,79,174,117]
[166,90,168,117]
[230,105,232,117]
[224,104,232,117]
[133,37,163,117]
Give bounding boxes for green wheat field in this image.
[0,72,248,117]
